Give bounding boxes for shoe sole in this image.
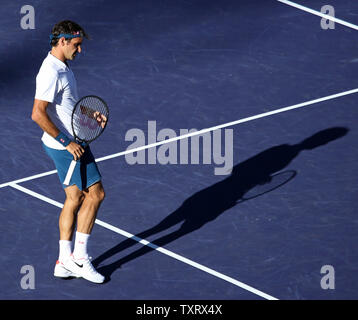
[54,270,82,278]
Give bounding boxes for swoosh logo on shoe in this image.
[74,261,83,268]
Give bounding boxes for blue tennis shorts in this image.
[42,143,101,191]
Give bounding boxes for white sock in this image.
[72,232,90,259]
[58,240,72,262]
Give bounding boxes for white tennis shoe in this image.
[62,254,105,284]
[54,260,81,278]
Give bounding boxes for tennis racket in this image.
[63,95,109,186]
[237,170,296,203]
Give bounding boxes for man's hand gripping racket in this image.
[63,95,109,186]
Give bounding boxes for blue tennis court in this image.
[1,0,358,300]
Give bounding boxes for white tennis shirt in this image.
[35,52,79,149]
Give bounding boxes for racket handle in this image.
[63,160,77,186]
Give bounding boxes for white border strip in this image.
[9,183,278,300]
[2,87,357,189]
[277,0,358,31]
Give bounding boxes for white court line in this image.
[277,0,358,31]
[0,170,58,189]
[1,87,358,189]
[8,182,278,300]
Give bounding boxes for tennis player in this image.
[31,20,105,283]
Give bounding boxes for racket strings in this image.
[72,96,108,143]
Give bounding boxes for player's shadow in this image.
[93,127,348,279]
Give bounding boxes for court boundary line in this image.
[8,182,278,300]
[277,0,358,31]
[1,87,358,189]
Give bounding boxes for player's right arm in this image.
[31,99,84,160]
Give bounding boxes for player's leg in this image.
[76,181,105,235]
[54,184,84,278]
[72,181,105,259]
[60,185,85,240]
[63,181,106,283]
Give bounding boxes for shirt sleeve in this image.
[35,69,59,103]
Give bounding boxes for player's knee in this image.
[66,191,85,206]
[97,188,105,203]
[88,188,105,204]
[65,184,85,204]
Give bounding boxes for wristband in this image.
[55,132,71,147]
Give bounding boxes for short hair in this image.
[50,20,89,47]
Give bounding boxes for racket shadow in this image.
[94,127,348,279]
